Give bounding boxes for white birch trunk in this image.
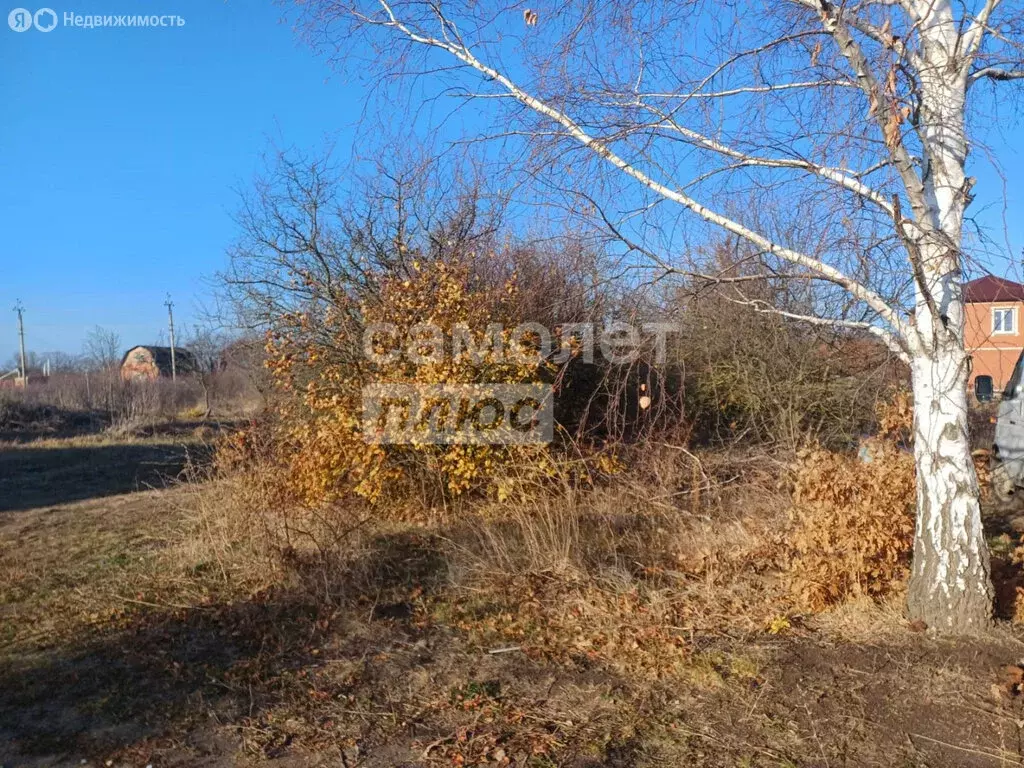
[909,335,993,628]
[906,2,993,629]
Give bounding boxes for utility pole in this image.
[13,301,26,385]
[164,294,177,381]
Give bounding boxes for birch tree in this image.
[295,0,1024,631]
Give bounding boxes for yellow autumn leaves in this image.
[250,258,557,507]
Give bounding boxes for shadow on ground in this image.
[0,587,331,765]
[0,532,452,766]
[0,442,202,513]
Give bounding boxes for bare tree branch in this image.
[970,65,1024,82]
[368,0,918,354]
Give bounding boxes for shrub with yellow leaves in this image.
[236,257,557,509]
[783,435,916,611]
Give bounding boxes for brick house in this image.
[964,276,1024,400]
[120,345,198,381]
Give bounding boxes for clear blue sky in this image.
[2,3,1024,362]
[0,1,369,360]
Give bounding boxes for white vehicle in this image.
[992,351,1024,503]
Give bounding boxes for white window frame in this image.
[993,306,1018,335]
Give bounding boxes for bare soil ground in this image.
[5,431,1024,767]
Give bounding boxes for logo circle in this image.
[7,7,32,31]
[33,7,56,31]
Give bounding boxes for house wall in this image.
[965,300,1024,394]
[120,348,159,381]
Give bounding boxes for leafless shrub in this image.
[665,247,908,450]
[0,372,205,437]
